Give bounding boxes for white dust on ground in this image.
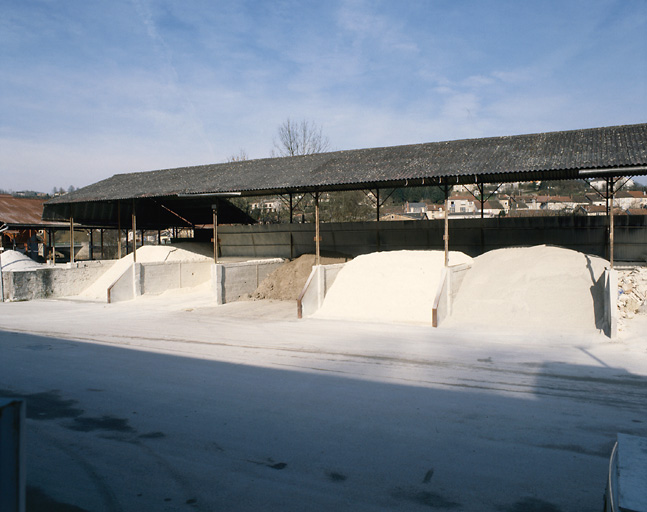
[243,254,348,301]
[313,250,472,325]
[79,244,212,300]
[0,250,42,271]
[445,245,608,333]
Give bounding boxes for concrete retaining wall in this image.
[604,268,618,338]
[298,263,346,318]
[107,261,214,303]
[141,261,212,295]
[1,261,115,302]
[213,259,284,304]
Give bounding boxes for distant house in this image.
[448,195,477,214]
[585,193,606,206]
[615,190,647,209]
[575,205,608,216]
[475,200,505,217]
[540,196,577,211]
[425,204,447,220]
[627,207,647,216]
[404,202,428,214]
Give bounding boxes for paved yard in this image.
[0,293,646,511]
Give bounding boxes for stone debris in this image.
[617,267,647,320]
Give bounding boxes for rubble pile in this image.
[617,267,647,319]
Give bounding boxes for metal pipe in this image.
[176,192,242,197]
[578,166,647,177]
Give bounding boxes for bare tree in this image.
[227,149,249,162]
[272,118,331,157]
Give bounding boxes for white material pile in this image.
[0,250,42,271]
[617,267,647,319]
[314,250,472,325]
[447,245,608,333]
[79,245,211,300]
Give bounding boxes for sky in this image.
[1,0,646,193]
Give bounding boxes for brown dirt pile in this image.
[246,254,348,301]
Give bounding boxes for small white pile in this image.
[0,250,42,271]
[617,267,647,319]
[79,245,211,300]
[314,250,472,324]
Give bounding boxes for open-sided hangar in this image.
[43,123,647,264]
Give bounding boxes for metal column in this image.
[212,204,218,263]
[132,199,137,263]
[117,201,122,259]
[69,216,75,264]
[444,182,449,267]
[609,178,615,268]
[315,192,321,265]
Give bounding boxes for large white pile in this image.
[79,245,211,300]
[313,250,472,324]
[0,250,42,271]
[447,245,608,332]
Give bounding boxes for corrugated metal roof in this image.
[43,123,647,226]
[46,123,647,207]
[0,195,65,227]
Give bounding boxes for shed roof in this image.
[0,195,66,229]
[43,123,647,226]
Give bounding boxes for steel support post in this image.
[212,205,218,263]
[444,183,449,267]
[610,179,615,268]
[117,201,122,259]
[132,199,137,263]
[315,192,320,266]
[376,189,380,221]
[69,216,75,264]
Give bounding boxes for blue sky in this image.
[1,0,646,192]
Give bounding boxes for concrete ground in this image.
[0,289,646,512]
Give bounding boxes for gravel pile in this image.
[617,267,647,319]
[244,254,348,301]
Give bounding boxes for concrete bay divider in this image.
[297,262,471,324]
[297,263,346,318]
[212,259,284,304]
[604,268,618,338]
[108,259,284,304]
[432,263,472,327]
